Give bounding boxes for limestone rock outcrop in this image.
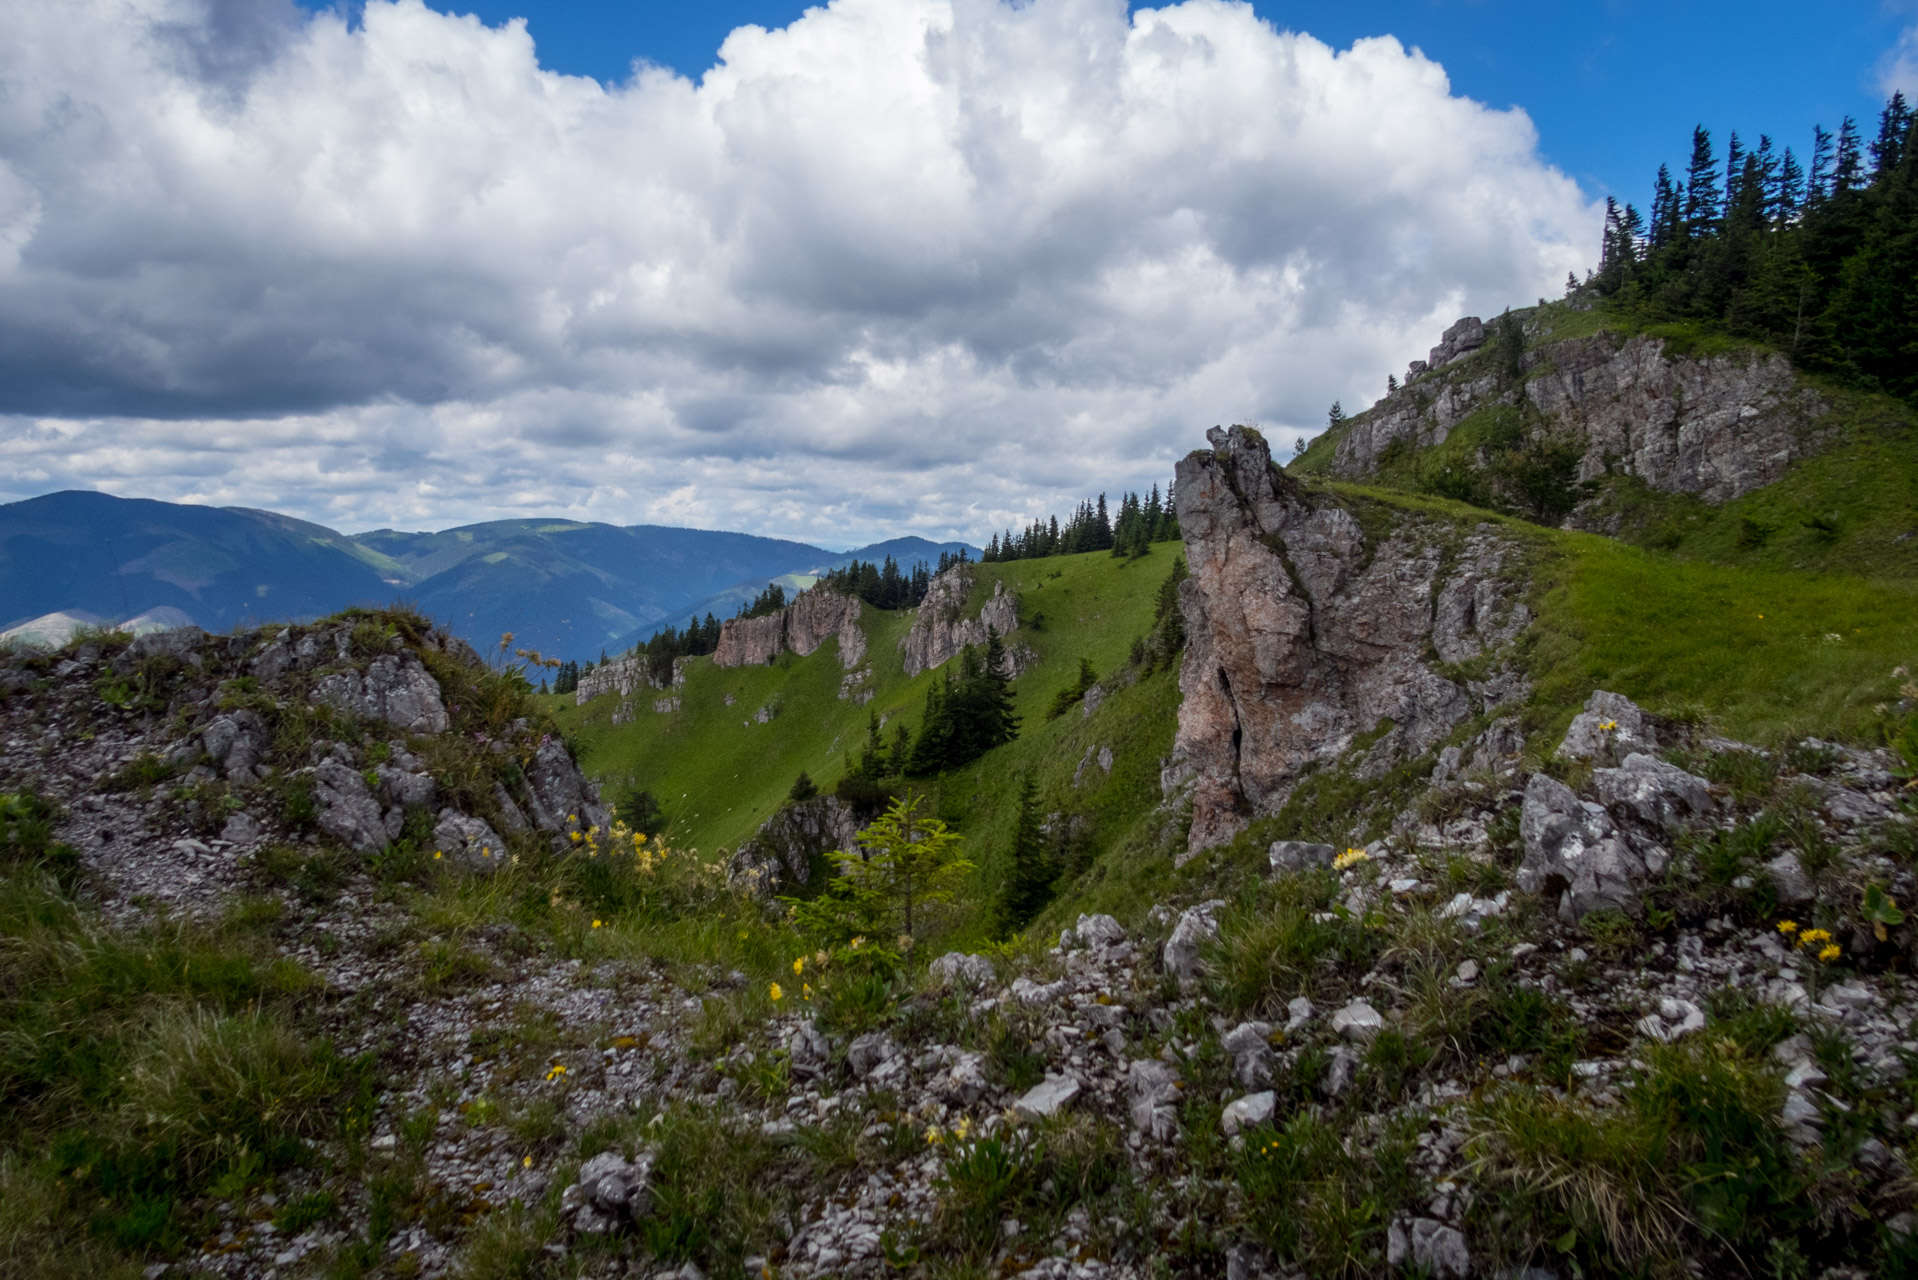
[314,652,449,734]
[731,795,862,895]
[575,654,680,705]
[1173,425,1532,858]
[899,566,1019,678]
[712,589,866,670]
[1337,320,1830,507]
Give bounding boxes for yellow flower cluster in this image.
[544,1063,567,1082]
[1778,921,1841,964]
[1598,719,1619,732]
[1333,848,1369,871]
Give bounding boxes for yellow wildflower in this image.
[953,1117,971,1142]
[792,957,805,976]
[802,983,813,1000]
[1777,920,1798,934]
[1818,944,1841,963]
[523,1155,533,1168]
[570,830,583,844]
[770,982,784,1002]
[849,936,865,950]
[1798,927,1833,948]
[1598,719,1618,732]
[1333,848,1369,871]
[434,850,443,860]
[925,1125,944,1145]
[592,919,602,929]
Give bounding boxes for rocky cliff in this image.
[712,588,866,670]
[899,565,1019,677]
[1331,313,1831,506]
[1172,426,1532,859]
[575,653,681,705]
[0,613,608,917]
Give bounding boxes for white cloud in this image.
[1885,21,1918,99]
[0,0,1598,541]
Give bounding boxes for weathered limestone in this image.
[313,652,449,733]
[899,565,1019,677]
[1172,425,1531,858]
[1340,322,1831,508]
[712,589,866,670]
[730,794,862,895]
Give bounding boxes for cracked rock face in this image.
[712,589,866,670]
[1172,425,1531,858]
[899,566,1019,678]
[313,652,449,734]
[1518,772,1652,921]
[312,759,389,855]
[730,795,862,895]
[1594,752,1713,836]
[1335,324,1831,507]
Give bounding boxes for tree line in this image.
[1592,92,1916,404]
[815,552,959,611]
[982,483,1180,563]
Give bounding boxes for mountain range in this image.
[0,491,975,662]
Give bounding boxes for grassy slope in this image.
[548,547,1187,943]
[1290,299,1918,580]
[557,480,1918,953]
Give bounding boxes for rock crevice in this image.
[1173,426,1531,858]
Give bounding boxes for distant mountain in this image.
[358,521,839,662]
[0,492,979,661]
[805,535,978,575]
[0,491,396,634]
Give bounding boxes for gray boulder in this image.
[521,737,612,838]
[1558,690,1659,765]
[1330,1000,1384,1043]
[432,808,508,870]
[219,810,262,846]
[1014,1074,1081,1120]
[1222,1021,1275,1088]
[203,709,268,779]
[1163,899,1225,989]
[1128,1058,1182,1140]
[562,1149,654,1233]
[846,1032,900,1082]
[928,951,996,990]
[111,625,207,675]
[1518,772,1650,921]
[1595,752,1712,834]
[785,1021,831,1079]
[1387,1217,1471,1278]
[313,652,448,734]
[1221,1090,1276,1138]
[1268,841,1335,873]
[312,760,387,854]
[1073,912,1128,948]
[1766,850,1814,904]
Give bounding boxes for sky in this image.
[0,0,1912,543]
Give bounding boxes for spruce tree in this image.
[1683,125,1721,237]
[996,773,1054,932]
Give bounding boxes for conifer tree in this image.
[996,773,1054,932]
[1683,126,1721,237]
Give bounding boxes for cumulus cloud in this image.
[0,0,1597,540]
[1885,21,1918,99]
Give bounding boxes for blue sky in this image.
[345,0,1918,208]
[3,0,1913,538]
